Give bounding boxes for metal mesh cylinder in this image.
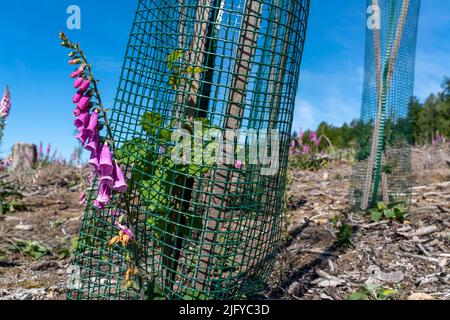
[68,0,310,300]
[349,0,420,212]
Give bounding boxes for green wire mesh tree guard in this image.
[67,0,310,300]
[349,0,420,212]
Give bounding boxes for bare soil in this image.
[0,145,449,300]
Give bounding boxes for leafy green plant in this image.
[289,155,328,171]
[57,236,80,259]
[0,175,24,214]
[109,49,214,295]
[289,130,329,171]
[348,284,398,300]
[167,49,204,90]
[369,202,409,223]
[7,240,50,260]
[331,216,353,247]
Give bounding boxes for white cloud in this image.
[293,98,315,131]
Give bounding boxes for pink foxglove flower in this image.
[99,143,114,176]
[74,77,84,88]
[71,149,77,162]
[69,59,80,65]
[76,127,89,145]
[77,95,91,111]
[79,190,86,205]
[45,143,51,160]
[38,142,43,159]
[115,221,134,239]
[113,163,128,193]
[85,133,99,157]
[51,149,58,163]
[84,111,98,139]
[310,131,318,143]
[70,66,84,78]
[88,172,95,185]
[0,86,11,118]
[298,128,304,146]
[315,136,322,147]
[309,131,321,147]
[73,90,84,104]
[302,145,311,155]
[74,110,90,129]
[88,152,99,172]
[79,80,91,92]
[100,173,114,187]
[109,210,121,218]
[290,139,296,148]
[73,107,82,117]
[234,160,243,170]
[94,182,112,209]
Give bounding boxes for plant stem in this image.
[75,47,115,152]
[67,38,145,297]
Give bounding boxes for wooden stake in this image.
[196,0,264,292]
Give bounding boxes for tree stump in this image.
[11,143,37,172]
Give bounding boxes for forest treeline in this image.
[296,77,450,149]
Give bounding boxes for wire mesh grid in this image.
[68,0,310,300]
[349,0,420,212]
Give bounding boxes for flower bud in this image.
[69,59,81,65]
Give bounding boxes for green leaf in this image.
[140,177,170,212]
[180,289,210,300]
[169,76,181,90]
[140,168,175,212]
[160,128,171,143]
[146,281,166,300]
[336,224,353,246]
[115,138,156,183]
[180,164,209,177]
[115,138,150,164]
[146,214,170,239]
[382,165,393,174]
[348,291,370,300]
[384,209,395,220]
[180,213,204,236]
[370,210,383,222]
[192,117,210,130]
[70,237,79,253]
[167,50,184,70]
[184,66,204,74]
[141,112,163,135]
[382,289,397,297]
[377,202,386,210]
[20,241,50,260]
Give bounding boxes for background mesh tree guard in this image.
[349,0,420,212]
[67,0,310,300]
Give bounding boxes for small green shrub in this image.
[0,175,25,214]
[369,202,409,223]
[7,240,50,260]
[348,284,398,300]
[332,216,353,247]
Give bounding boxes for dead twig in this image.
[361,220,390,229]
[398,225,438,238]
[398,252,441,265]
[289,247,338,256]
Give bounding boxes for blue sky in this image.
[0,1,449,158]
